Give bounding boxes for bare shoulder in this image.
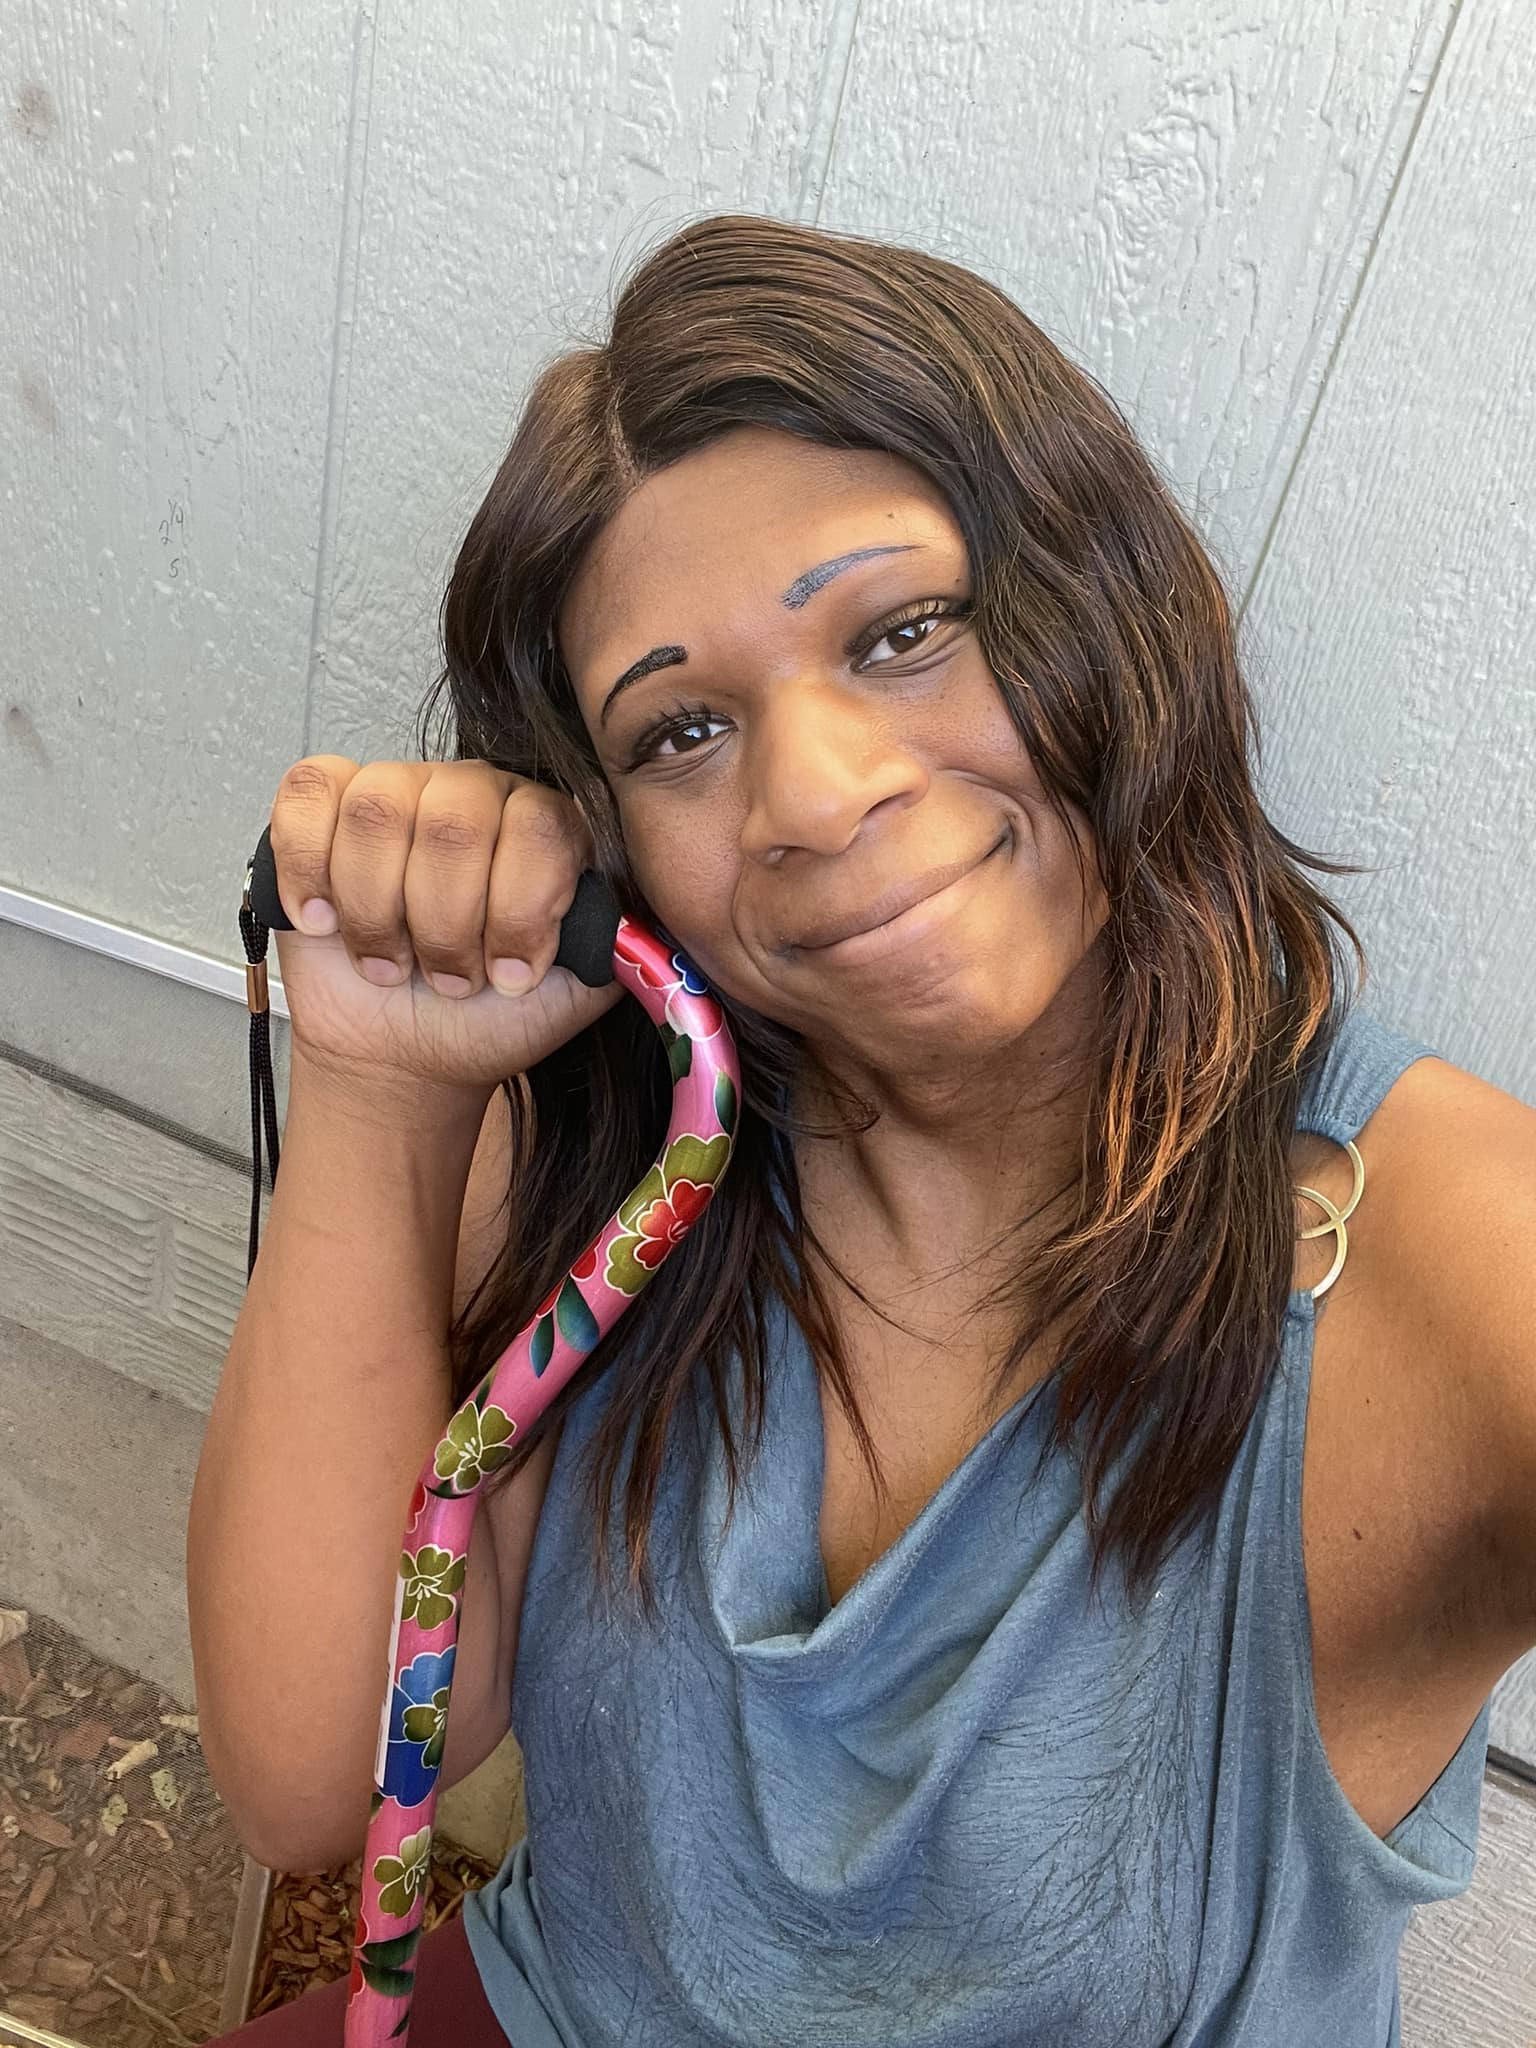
[1301,1048,1536,1691]
[1294,1048,1536,1833]
[1366,1053,1536,1609]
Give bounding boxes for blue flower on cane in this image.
[384,1647,455,1807]
[669,951,709,994]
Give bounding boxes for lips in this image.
[792,837,1005,950]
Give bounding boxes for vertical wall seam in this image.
[800,0,865,224]
[1237,0,1467,629]
[302,0,381,757]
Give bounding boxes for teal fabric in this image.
[463,999,1491,2045]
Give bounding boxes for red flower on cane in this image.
[631,1179,712,1269]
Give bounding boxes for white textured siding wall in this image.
[2,1,1533,2034]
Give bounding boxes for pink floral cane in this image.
[240,834,740,2046]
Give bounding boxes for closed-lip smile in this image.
[793,833,1008,952]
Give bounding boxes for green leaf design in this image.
[616,1162,666,1234]
[665,1026,693,1083]
[555,1276,599,1353]
[530,1311,553,1378]
[359,1959,415,2000]
[361,1929,423,1970]
[390,2012,412,2040]
[713,1071,737,1136]
[659,1131,730,1188]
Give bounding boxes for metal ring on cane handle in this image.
[1295,1136,1365,1302]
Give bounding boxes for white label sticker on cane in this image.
[374,1591,405,1790]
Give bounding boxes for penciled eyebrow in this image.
[596,544,922,726]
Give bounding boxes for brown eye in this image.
[863,616,943,663]
[855,598,972,667]
[624,704,728,768]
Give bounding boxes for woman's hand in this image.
[264,756,624,1104]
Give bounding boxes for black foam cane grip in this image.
[245,824,620,988]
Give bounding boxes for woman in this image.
[194,213,1536,2046]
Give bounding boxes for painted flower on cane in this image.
[399,1544,467,1631]
[604,1131,729,1295]
[383,1648,455,1807]
[662,951,725,1039]
[404,1477,429,1537]
[372,1825,434,1921]
[633,1180,711,1265]
[432,1402,516,1491]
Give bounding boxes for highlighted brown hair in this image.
[415,211,1367,1619]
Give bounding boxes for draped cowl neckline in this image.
[696,1289,1076,1717]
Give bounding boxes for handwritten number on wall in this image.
[159,497,184,580]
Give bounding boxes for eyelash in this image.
[620,596,974,769]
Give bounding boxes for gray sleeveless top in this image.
[464,999,1491,2045]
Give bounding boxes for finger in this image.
[401,762,521,997]
[267,756,362,934]
[483,785,592,995]
[327,762,435,985]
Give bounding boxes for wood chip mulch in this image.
[0,1602,503,2045]
[0,1603,242,2047]
[248,1839,497,2022]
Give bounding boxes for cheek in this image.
[988,783,1106,960]
[612,801,737,947]
[1045,811,1110,946]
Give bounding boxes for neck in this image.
[788,966,1101,1293]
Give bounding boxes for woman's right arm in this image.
[186,1060,556,1874]
[189,754,617,1872]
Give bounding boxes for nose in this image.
[738,679,928,865]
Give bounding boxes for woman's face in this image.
[556,425,1108,1076]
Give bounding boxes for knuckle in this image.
[517,793,581,856]
[274,759,339,810]
[345,889,408,945]
[488,908,559,965]
[417,810,486,859]
[341,788,409,839]
[408,896,482,952]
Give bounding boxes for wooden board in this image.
[1400,1764,1536,2046]
[0,2,355,959]
[1243,0,1536,1108]
[818,0,1454,575]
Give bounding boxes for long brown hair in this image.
[414,210,1368,1620]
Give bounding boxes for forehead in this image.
[556,428,964,682]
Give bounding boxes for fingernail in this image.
[360,957,403,985]
[490,958,533,995]
[300,898,337,935]
[430,972,473,998]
